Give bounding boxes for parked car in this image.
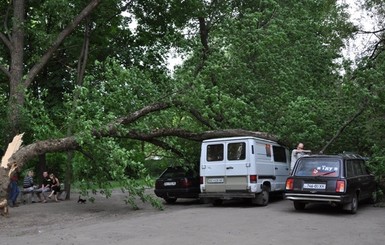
[154,166,200,203]
[285,153,376,214]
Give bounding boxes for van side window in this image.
[272,146,287,163]
[228,142,246,160]
[207,144,224,161]
[265,144,271,157]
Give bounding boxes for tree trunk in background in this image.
[37,154,47,184]
[65,151,74,200]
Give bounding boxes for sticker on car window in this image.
[311,165,339,177]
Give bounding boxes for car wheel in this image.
[164,197,177,204]
[368,192,377,204]
[293,201,306,210]
[212,199,223,206]
[347,193,358,214]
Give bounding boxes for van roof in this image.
[202,136,278,144]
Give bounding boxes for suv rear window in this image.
[161,168,195,178]
[294,158,341,177]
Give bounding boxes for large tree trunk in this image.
[8,0,26,139]
[1,0,102,141]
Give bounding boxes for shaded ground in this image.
[0,189,161,237]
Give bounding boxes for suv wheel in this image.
[164,197,177,204]
[368,192,377,204]
[294,201,306,210]
[347,193,358,214]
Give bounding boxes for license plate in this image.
[303,183,326,189]
[207,178,224,183]
[164,182,176,186]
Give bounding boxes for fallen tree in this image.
[0,101,282,215]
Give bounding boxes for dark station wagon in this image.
[154,166,200,204]
[285,153,376,214]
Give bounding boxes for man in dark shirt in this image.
[35,171,52,203]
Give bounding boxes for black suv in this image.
[154,166,200,204]
[285,153,376,214]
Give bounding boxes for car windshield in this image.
[295,158,341,177]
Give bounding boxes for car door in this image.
[272,145,290,191]
[203,142,226,192]
[225,141,249,191]
[357,160,376,200]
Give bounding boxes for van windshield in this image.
[295,158,341,177]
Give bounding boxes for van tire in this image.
[212,199,223,206]
[253,186,270,206]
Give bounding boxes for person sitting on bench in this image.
[34,171,52,203]
[23,170,43,203]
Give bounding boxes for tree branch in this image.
[0,32,11,50]
[320,104,367,154]
[24,0,101,87]
[76,17,91,86]
[0,64,11,78]
[143,138,185,159]
[10,136,79,168]
[1,1,12,48]
[359,28,385,35]
[93,101,172,137]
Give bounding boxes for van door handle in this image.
[226,166,234,170]
[275,167,278,170]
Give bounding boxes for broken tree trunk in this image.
[0,134,24,216]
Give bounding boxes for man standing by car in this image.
[290,143,311,172]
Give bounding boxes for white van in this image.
[199,136,290,206]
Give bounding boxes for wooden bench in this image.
[19,190,39,204]
[19,187,66,204]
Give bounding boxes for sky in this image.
[340,0,379,63]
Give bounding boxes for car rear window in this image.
[161,168,195,178]
[294,158,341,177]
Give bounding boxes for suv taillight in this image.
[336,180,346,193]
[286,178,294,190]
[250,175,257,183]
[155,180,162,189]
[180,178,191,187]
